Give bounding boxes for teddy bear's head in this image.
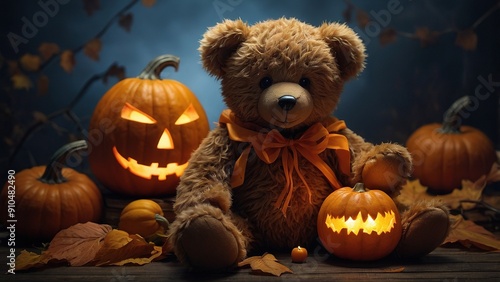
[200,18,366,131]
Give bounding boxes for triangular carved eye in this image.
[121,103,156,124]
[175,103,199,125]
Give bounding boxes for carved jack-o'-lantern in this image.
[317,183,402,261]
[88,55,209,197]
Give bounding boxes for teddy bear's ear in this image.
[199,19,250,79]
[319,22,366,80]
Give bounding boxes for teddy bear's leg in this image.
[168,202,248,270]
[395,201,450,258]
[353,143,413,197]
[167,127,250,270]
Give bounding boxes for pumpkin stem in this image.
[138,54,180,80]
[439,96,471,134]
[352,182,367,193]
[155,213,170,230]
[39,140,88,184]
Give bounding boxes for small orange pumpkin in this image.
[406,96,497,193]
[88,54,209,197]
[118,199,168,238]
[317,183,402,261]
[0,140,103,241]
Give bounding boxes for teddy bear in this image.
[167,18,450,270]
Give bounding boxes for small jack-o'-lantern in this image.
[88,55,209,197]
[317,183,402,261]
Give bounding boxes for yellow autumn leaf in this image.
[16,250,49,270]
[60,50,75,73]
[84,38,102,61]
[91,231,157,266]
[15,250,65,271]
[11,73,32,90]
[20,53,42,72]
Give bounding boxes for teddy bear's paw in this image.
[177,213,241,271]
[395,205,450,259]
[360,143,412,197]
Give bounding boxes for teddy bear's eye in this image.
[259,76,273,89]
[299,77,311,89]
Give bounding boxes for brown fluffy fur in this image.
[168,18,449,270]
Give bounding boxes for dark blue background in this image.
[1,0,499,174]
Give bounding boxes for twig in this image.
[39,0,140,70]
[460,200,500,215]
[8,67,112,165]
[472,0,500,29]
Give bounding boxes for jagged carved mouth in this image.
[113,146,188,180]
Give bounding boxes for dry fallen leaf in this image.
[443,214,500,251]
[20,53,42,72]
[455,29,478,51]
[38,42,60,61]
[60,50,76,73]
[238,253,293,277]
[91,231,160,266]
[46,222,112,266]
[84,38,102,61]
[397,162,499,210]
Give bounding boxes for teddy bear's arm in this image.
[337,127,374,183]
[173,126,235,213]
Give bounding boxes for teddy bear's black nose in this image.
[278,95,297,111]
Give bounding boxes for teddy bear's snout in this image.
[258,82,313,129]
[277,95,297,111]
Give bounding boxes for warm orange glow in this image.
[325,211,397,236]
[121,103,156,124]
[113,146,187,180]
[175,103,199,125]
[157,129,174,149]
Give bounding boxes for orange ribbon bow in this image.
[219,109,351,215]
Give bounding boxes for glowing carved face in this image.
[113,102,199,180]
[325,210,397,235]
[317,184,403,261]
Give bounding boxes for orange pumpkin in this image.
[406,96,497,194]
[118,199,168,238]
[0,140,103,241]
[317,183,402,261]
[88,54,209,197]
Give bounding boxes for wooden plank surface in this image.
[2,246,499,281]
